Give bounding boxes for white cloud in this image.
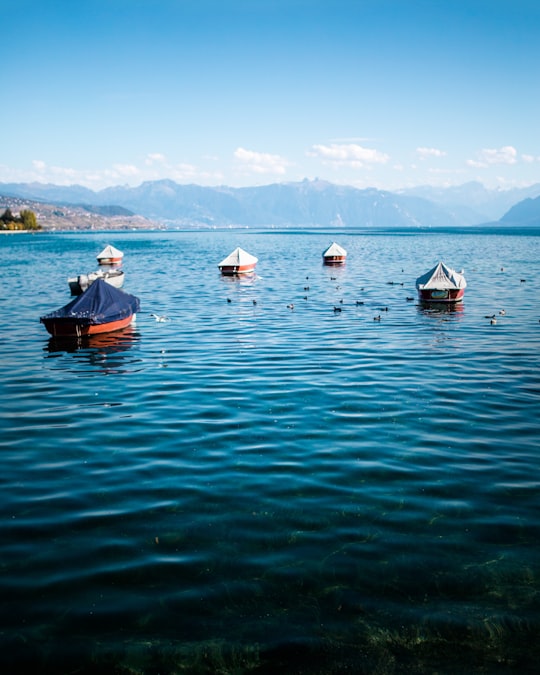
[234,147,290,175]
[466,159,485,168]
[5,155,226,189]
[112,164,140,177]
[169,162,201,181]
[307,143,389,168]
[467,145,518,168]
[99,164,141,183]
[416,147,446,159]
[145,153,167,165]
[29,160,77,183]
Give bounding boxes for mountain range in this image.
[500,194,540,227]
[1,178,540,229]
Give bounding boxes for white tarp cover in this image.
[322,242,347,257]
[97,244,124,260]
[218,247,258,267]
[416,261,466,290]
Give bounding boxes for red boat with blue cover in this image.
[40,278,140,337]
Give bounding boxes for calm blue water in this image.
[1,228,539,674]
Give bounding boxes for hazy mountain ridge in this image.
[2,178,540,229]
[398,181,540,222]
[500,194,540,226]
[0,194,157,230]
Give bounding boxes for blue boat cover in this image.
[40,278,140,326]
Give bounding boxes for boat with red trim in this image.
[218,247,258,275]
[97,244,124,266]
[40,278,140,337]
[322,242,347,265]
[416,261,466,303]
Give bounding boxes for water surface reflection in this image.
[44,327,142,374]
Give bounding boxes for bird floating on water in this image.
[150,313,169,322]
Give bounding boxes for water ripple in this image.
[1,229,539,671]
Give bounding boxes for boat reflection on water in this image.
[219,271,258,286]
[418,300,465,316]
[322,263,347,280]
[46,325,139,353]
[44,326,141,375]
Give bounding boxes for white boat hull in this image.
[68,269,125,295]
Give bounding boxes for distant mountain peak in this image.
[2,179,540,229]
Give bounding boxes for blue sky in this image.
[2,0,539,191]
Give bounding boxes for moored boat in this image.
[218,247,258,275]
[68,268,125,295]
[97,244,124,265]
[40,278,140,337]
[322,242,347,265]
[416,261,466,303]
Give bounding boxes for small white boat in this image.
[218,247,258,275]
[322,242,347,265]
[97,244,123,265]
[416,261,466,303]
[68,268,125,295]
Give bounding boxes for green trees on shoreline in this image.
[0,207,41,230]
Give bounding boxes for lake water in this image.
[1,227,539,674]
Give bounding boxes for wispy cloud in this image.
[112,164,140,177]
[145,153,167,165]
[234,148,290,175]
[416,147,446,159]
[307,143,389,168]
[15,156,222,189]
[467,145,518,168]
[31,160,78,182]
[30,158,142,186]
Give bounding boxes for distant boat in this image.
[97,244,123,265]
[416,261,467,303]
[218,247,258,275]
[68,268,125,295]
[40,278,140,337]
[322,242,347,265]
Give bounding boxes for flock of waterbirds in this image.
[146,269,527,326]
[147,276,482,326]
